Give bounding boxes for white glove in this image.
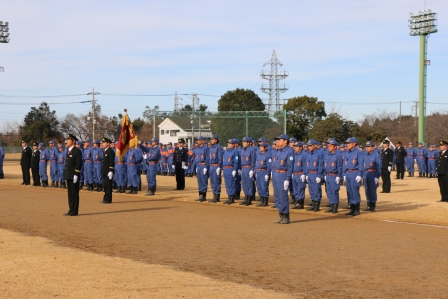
[249,170,254,178]
[335,177,340,184]
[305,175,309,182]
[356,176,362,183]
[196,167,198,173]
[283,180,289,191]
[182,166,188,170]
[300,174,305,182]
[265,175,269,182]
[238,169,242,176]
[143,154,147,159]
[316,177,321,184]
[388,166,391,172]
[172,165,175,169]
[232,170,236,177]
[343,176,346,182]
[216,167,221,175]
[108,171,113,180]
[374,178,379,184]
[324,176,327,181]
[73,175,78,183]
[203,168,207,175]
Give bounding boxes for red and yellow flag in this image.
[116,109,139,161]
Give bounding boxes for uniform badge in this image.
[290,156,293,160]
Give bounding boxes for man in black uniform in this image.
[31,142,41,186]
[394,141,407,180]
[381,140,394,193]
[20,139,32,185]
[100,137,115,204]
[63,134,83,216]
[436,140,448,202]
[173,138,188,190]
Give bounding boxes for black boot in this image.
[290,196,297,205]
[239,195,249,205]
[97,184,103,192]
[264,197,270,206]
[294,199,304,209]
[313,201,320,212]
[274,212,283,223]
[345,204,355,216]
[280,213,290,224]
[55,181,59,188]
[245,195,253,206]
[119,186,126,193]
[51,181,55,188]
[324,203,334,213]
[138,183,141,191]
[224,195,235,205]
[195,192,206,202]
[235,192,240,200]
[145,187,155,196]
[408,172,411,177]
[127,186,134,194]
[114,186,121,193]
[352,203,360,216]
[370,202,376,212]
[211,194,220,203]
[419,172,422,177]
[363,202,371,211]
[332,203,339,214]
[307,201,315,211]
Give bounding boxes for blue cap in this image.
[359,145,365,149]
[259,142,269,147]
[431,144,436,148]
[345,137,358,144]
[289,137,297,143]
[39,142,45,147]
[151,138,159,142]
[58,144,64,148]
[365,141,375,147]
[258,137,267,142]
[325,138,339,146]
[409,142,414,145]
[418,142,423,145]
[76,140,83,145]
[227,139,236,144]
[210,134,219,140]
[84,139,91,143]
[196,136,205,140]
[242,136,252,142]
[293,141,304,147]
[49,140,55,144]
[340,144,346,148]
[233,138,240,144]
[94,139,100,144]
[307,139,319,146]
[274,134,289,140]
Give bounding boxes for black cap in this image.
[65,133,78,141]
[383,139,390,144]
[102,137,112,143]
[396,140,402,145]
[178,138,185,143]
[21,139,28,143]
[439,140,448,146]
[32,142,38,146]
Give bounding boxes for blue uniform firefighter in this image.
[427,145,438,177]
[222,139,240,205]
[126,146,142,194]
[323,138,343,213]
[239,137,256,206]
[208,135,223,203]
[83,139,95,190]
[92,140,104,191]
[48,140,59,187]
[416,142,428,177]
[75,140,84,189]
[343,137,364,216]
[194,136,210,202]
[291,141,307,210]
[57,144,66,188]
[39,143,50,187]
[405,143,417,176]
[0,144,5,179]
[362,141,381,212]
[272,134,293,224]
[304,139,324,212]
[255,142,272,207]
[144,139,161,196]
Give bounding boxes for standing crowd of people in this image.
[10,134,448,222]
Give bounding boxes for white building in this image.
[158,116,212,146]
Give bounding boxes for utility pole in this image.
[87,88,100,140]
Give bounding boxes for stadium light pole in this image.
[408,9,437,144]
[0,21,10,72]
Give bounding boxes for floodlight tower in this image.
[174,91,183,111]
[408,9,438,144]
[261,50,288,111]
[0,21,10,43]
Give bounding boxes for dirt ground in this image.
[1,159,448,298]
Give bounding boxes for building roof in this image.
[158,116,211,131]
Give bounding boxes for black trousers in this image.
[103,174,113,203]
[396,162,405,179]
[381,169,391,192]
[437,174,448,202]
[21,165,30,184]
[31,167,40,185]
[66,179,80,215]
[175,167,185,190]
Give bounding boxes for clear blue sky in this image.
[0,0,447,130]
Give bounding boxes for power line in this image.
[0,100,91,105]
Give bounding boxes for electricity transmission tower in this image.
[174,91,183,111]
[261,50,288,111]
